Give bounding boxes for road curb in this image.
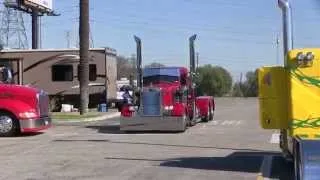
[52,112,121,124]
[257,155,274,180]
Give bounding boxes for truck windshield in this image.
[143,75,179,85]
[142,68,180,85]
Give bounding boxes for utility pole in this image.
[31,9,39,49]
[240,72,243,96]
[39,16,42,48]
[196,52,199,70]
[79,0,90,115]
[66,31,71,48]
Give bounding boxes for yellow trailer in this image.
[258,0,320,179]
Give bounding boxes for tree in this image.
[232,69,258,97]
[117,55,136,80]
[232,82,243,97]
[79,0,90,115]
[242,70,258,97]
[196,65,233,97]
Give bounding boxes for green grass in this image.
[51,112,105,120]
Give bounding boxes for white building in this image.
[116,78,137,90]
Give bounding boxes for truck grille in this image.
[37,90,49,117]
[141,89,162,116]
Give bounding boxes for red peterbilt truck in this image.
[120,35,215,132]
[0,66,51,137]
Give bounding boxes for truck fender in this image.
[0,99,35,119]
[171,103,186,116]
[196,98,209,114]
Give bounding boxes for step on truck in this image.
[120,35,215,132]
[258,0,320,179]
[0,62,51,137]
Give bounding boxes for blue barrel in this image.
[97,103,108,112]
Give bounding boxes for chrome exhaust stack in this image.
[134,35,143,90]
[189,34,197,121]
[189,34,197,75]
[278,0,293,65]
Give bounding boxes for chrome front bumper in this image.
[120,115,186,132]
[19,116,51,132]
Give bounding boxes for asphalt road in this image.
[0,98,293,180]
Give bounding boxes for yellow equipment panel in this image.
[258,66,288,129]
[286,49,320,138]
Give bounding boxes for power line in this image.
[34,1,320,44]
[40,13,319,44]
[95,0,320,24]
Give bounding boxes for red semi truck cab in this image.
[120,35,214,132]
[120,66,215,132]
[0,66,51,136]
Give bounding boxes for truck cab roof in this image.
[143,66,188,77]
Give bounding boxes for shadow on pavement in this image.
[86,124,123,134]
[21,132,44,137]
[160,152,277,173]
[270,156,294,180]
[159,152,293,180]
[0,132,44,138]
[54,139,110,142]
[104,151,293,179]
[103,152,273,171]
[85,124,183,134]
[54,138,278,152]
[53,137,294,179]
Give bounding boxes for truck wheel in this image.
[117,105,122,112]
[209,107,214,121]
[201,107,210,122]
[179,113,187,132]
[0,112,19,137]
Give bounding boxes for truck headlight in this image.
[296,52,314,66]
[128,106,135,111]
[36,93,40,113]
[164,106,173,110]
[163,106,173,116]
[296,52,305,65]
[305,52,314,62]
[19,111,38,119]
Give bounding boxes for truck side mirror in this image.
[180,77,186,85]
[175,89,183,97]
[1,67,13,84]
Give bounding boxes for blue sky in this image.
[8,0,320,81]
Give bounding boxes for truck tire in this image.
[190,108,200,126]
[0,112,20,137]
[116,101,124,112]
[183,113,187,131]
[179,113,187,133]
[201,107,210,122]
[209,106,214,121]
